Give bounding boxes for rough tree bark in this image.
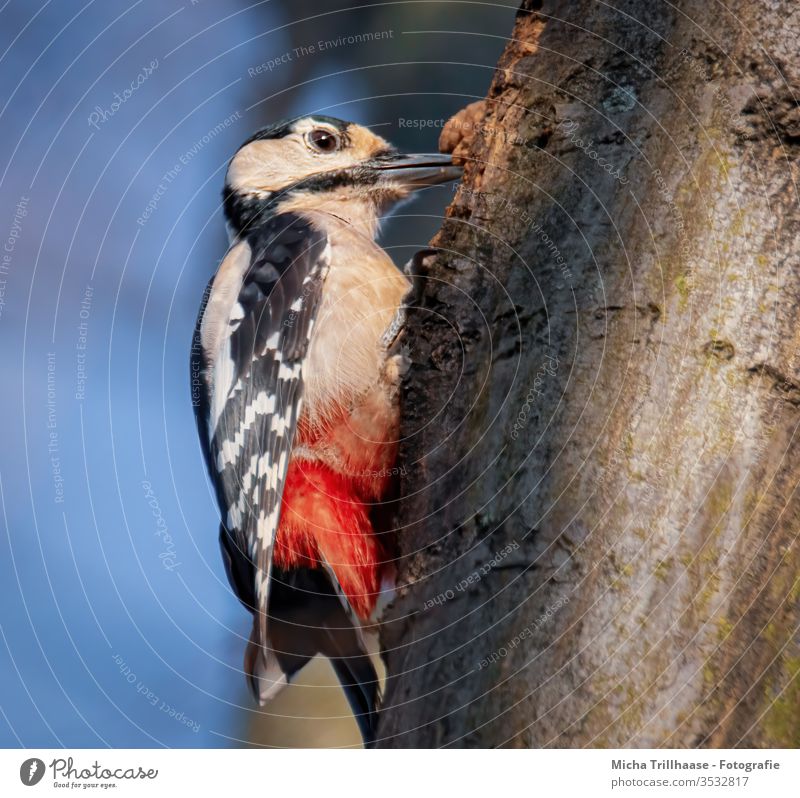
[377,0,800,748]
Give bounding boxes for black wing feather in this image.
[191,213,329,654]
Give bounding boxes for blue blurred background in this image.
[0,0,513,747]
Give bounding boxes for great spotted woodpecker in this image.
[191,115,461,745]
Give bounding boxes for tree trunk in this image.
[377,0,800,748]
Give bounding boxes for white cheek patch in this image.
[226,121,392,194]
[227,136,319,193]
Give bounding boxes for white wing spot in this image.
[215,391,277,470]
[277,362,300,381]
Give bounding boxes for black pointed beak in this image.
[370,152,463,188]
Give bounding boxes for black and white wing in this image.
[191,212,329,660]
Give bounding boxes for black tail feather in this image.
[250,566,380,747]
[329,648,380,747]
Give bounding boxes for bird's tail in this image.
[243,566,380,746]
[323,625,380,747]
[244,629,307,705]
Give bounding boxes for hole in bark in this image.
[702,339,735,360]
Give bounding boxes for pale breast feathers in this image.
[298,213,410,429]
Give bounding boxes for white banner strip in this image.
[1,748,796,797]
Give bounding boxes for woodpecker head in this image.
[223,115,461,238]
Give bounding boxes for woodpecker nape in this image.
[191,115,461,746]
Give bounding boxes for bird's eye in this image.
[307,128,340,153]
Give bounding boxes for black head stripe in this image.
[239,115,351,149]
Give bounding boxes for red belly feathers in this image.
[272,395,398,619]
